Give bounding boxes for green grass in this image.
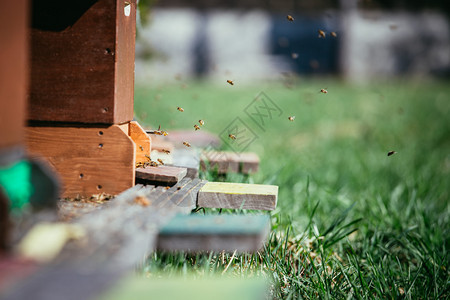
[134,77,449,299]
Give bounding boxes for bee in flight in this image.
[228,134,237,140]
[199,119,205,126]
[226,80,234,86]
[183,141,191,147]
[287,15,294,22]
[161,130,168,136]
[320,88,328,94]
[177,106,184,112]
[162,149,170,154]
[288,116,295,121]
[318,29,326,38]
[387,150,397,156]
[194,124,200,131]
[331,31,337,38]
[157,158,164,165]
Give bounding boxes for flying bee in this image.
[287,15,294,22]
[387,150,397,156]
[183,141,191,147]
[177,106,184,112]
[318,29,326,38]
[320,88,328,94]
[199,119,205,126]
[194,124,200,131]
[228,134,236,140]
[162,149,170,154]
[288,116,295,121]
[157,158,164,165]
[226,79,234,86]
[161,130,168,136]
[331,31,337,38]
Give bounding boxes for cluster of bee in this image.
[154,125,168,136]
[136,154,165,168]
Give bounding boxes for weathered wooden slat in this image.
[197,182,278,211]
[136,166,187,186]
[200,151,259,174]
[25,124,136,198]
[28,0,136,124]
[157,214,270,252]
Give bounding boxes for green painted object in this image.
[0,160,34,212]
[159,214,270,235]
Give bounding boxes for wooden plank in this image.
[0,0,28,148]
[197,182,278,211]
[129,121,151,164]
[200,151,259,174]
[25,124,135,198]
[170,148,200,178]
[157,214,270,252]
[28,0,136,124]
[136,166,187,185]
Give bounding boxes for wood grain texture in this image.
[0,0,28,148]
[200,151,259,174]
[129,121,151,164]
[197,182,278,211]
[136,166,187,185]
[28,0,136,124]
[157,214,270,252]
[25,124,135,198]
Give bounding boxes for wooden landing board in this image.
[157,214,270,252]
[170,148,200,178]
[136,166,187,186]
[25,124,135,198]
[200,151,260,174]
[197,182,278,211]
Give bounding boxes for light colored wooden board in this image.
[129,121,151,164]
[136,165,187,185]
[197,182,278,211]
[170,148,200,178]
[200,151,260,174]
[166,130,221,148]
[157,214,270,252]
[25,124,135,198]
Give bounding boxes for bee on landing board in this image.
[228,134,236,140]
[320,88,328,94]
[177,106,184,112]
[183,141,191,147]
[199,120,205,126]
[157,158,164,165]
[194,124,200,131]
[318,30,326,38]
[287,15,294,22]
[288,116,295,121]
[387,151,397,156]
[226,80,234,86]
